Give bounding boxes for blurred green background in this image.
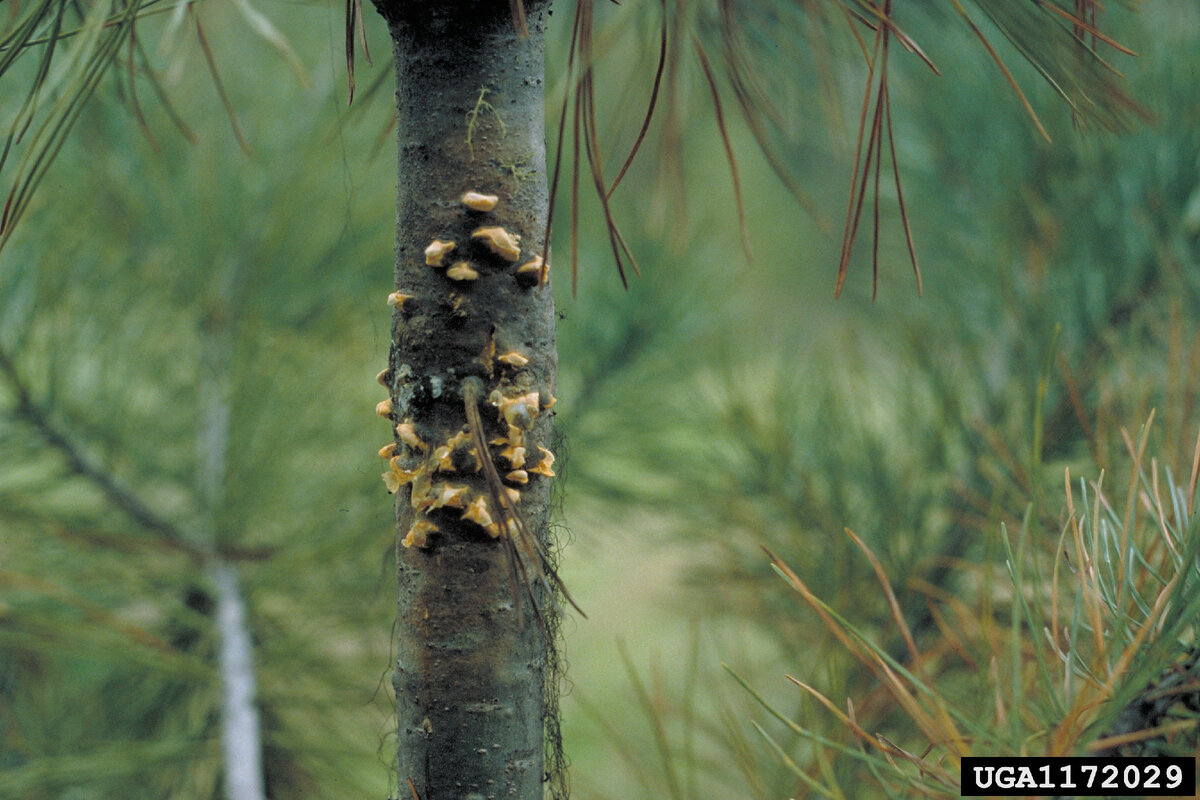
[2,0,1198,797]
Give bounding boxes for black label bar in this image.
[961,756,1195,796]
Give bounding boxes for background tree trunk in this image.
[368,2,557,798]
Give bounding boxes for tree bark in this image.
[368,2,557,798]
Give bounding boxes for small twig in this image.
[461,377,585,635]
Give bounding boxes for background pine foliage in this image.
[0,9,400,796]
[556,1,1200,796]
[2,0,1198,798]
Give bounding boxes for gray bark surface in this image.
[369,2,557,797]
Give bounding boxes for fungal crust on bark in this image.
[369,1,556,797]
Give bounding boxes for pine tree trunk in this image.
[368,2,557,798]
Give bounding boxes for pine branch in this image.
[0,344,205,560]
[212,561,267,800]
